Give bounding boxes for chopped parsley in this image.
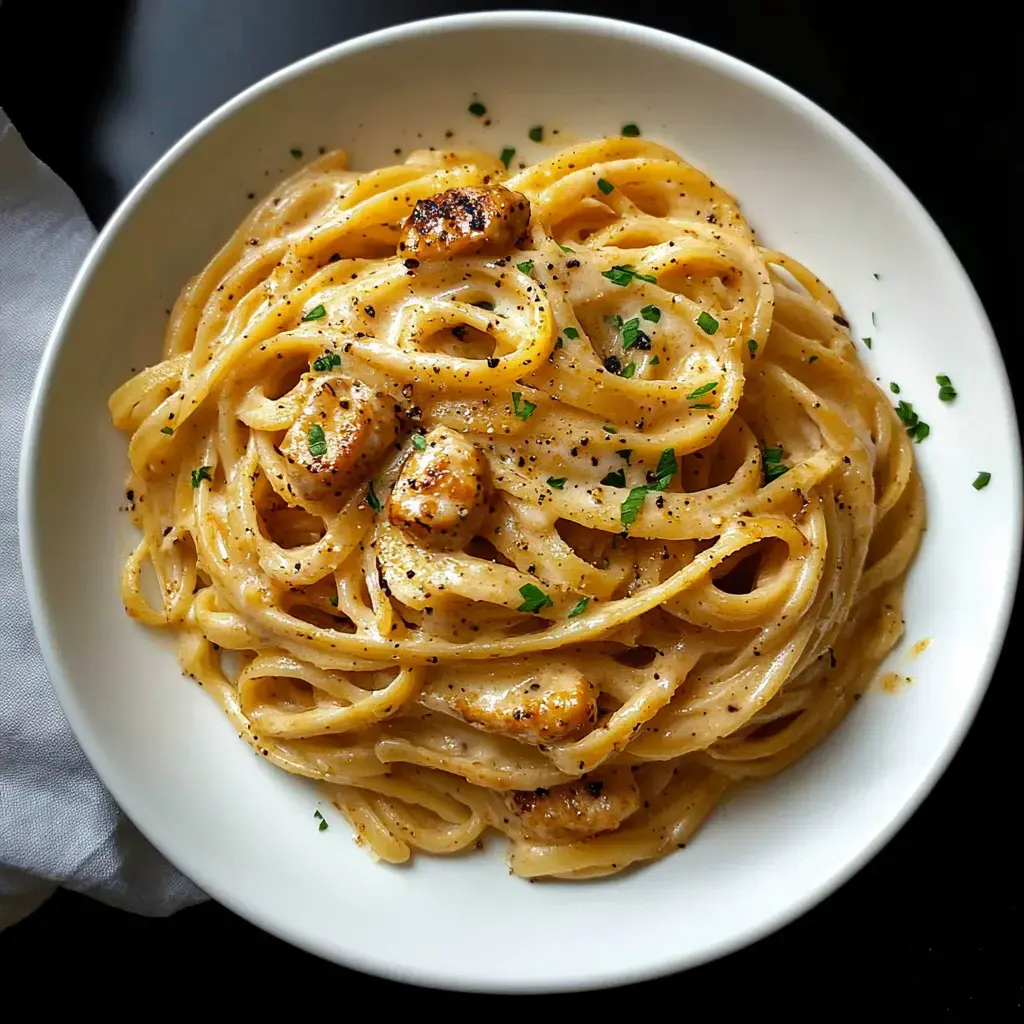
[602,264,657,287]
[313,809,328,831]
[190,466,212,488]
[517,583,553,614]
[290,148,303,159]
[808,355,818,363]
[307,424,328,459]
[301,303,326,322]
[936,374,957,401]
[648,448,677,491]
[601,468,626,488]
[621,361,637,378]
[973,471,992,490]
[620,486,648,527]
[499,147,515,168]
[696,311,719,335]
[553,337,564,349]
[366,480,383,512]
[650,355,660,365]
[312,351,341,371]
[528,125,543,142]
[412,434,427,451]
[472,300,495,311]
[557,243,575,253]
[469,101,486,116]
[160,426,174,435]
[602,425,617,434]
[616,449,633,464]
[605,314,623,328]
[621,123,641,137]
[547,477,567,489]
[621,317,641,349]
[329,595,339,607]
[567,597,590,618]
[516,260,534,275]
[690,404,712,410]
[890,382,901,394]
[895,400,930,442]
[597,177,615,195]
[512,391,537,421]
[563,326,580,340]
[747,339,758,355]
[761,444,788,482]
[862,337,873,349]
[640,305,661,323]
[685,380,718,400]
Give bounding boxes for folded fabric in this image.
[0,106,206,930]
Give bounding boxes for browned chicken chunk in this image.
[279,373,398,501]
[387,425,488,547]
[505,767,641,844]
[399,185,531,261]
[423,661,598,744]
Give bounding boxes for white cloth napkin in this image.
[0,107,205,929]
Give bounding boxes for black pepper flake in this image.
[604,355,622,374]
[486,357,500,368]
[833,313,850,328]
[404,258,420,269]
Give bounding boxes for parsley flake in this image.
[557,243,574,253]
[366,480,383,512]
[616,449,633,464]
[640,305,661,323]
[469,101,486,116]
[620,486,648,527]
[621,317,641,349]
[973,471,991,490]
[567,597,590,618]
[412,434,427,451]
[160,426,174,435]
[747,339,758,355]
[862,337,873,349]
[517,583,553,614]
[936,375,957,401]
[597,177,615,195]
[621,123,641,137]
[621,361,637,378]
[547,477,567,489]
[312,351,341,371]
[890,382,901,394]
[301,303,326,322]
[499,147,515,168]
[307,424,328,458]
[761,444,788,482]
[516,260,534,275]
[564,326,580,340]
[601,468,626,488]
[647,449,677,491]
[696,311,719,334]
[329,595,339,607]
[290,148,303,159]
[190,466,212,488]
[602,264,657,287]
[685,380,718,401]
[512,392,537,421]
[314,809,328,831]
[650,355,660,365]
[528,125,543,142]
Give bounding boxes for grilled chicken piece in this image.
[505,767,641,843]
[422,661,598,744]
[399,185,531,261]
[279,374,398,501]
[388,426,489,548]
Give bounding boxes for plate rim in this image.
[17,9,1022,992]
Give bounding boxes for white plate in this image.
[19,11,1020,992]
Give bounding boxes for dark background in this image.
[0,1,1017,1015]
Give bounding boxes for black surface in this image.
[0,1,1017,1015]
